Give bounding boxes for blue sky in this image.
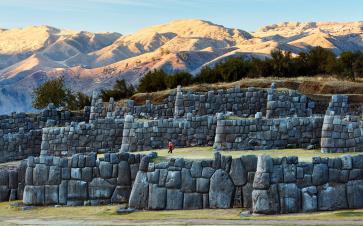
[0,0,362,34]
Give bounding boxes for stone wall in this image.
[0,106,88,134]
[121,86,268,119]
[321,113,363,153]
[129,153,258,210]
[266,84,315,118]
[213,116,323,150]
[320,95,363,153]
[22,152,150,206]
[0,160,27,201]
[252,154,363,214]
[0,105,88,163]
[0,130,42,163]
[120,114,217,152]
[41,118,124,157]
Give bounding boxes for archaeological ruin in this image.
[0,83,362,215]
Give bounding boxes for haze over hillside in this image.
[1,19,363,114]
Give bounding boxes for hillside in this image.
[0,20,363,114]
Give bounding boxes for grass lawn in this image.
[133,146,362,163]
[1,201,363,223]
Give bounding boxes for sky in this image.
[0,0,362,34]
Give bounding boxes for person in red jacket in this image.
[167,141,174,154]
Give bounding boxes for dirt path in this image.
[1,216,363,225]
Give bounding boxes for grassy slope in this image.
[125,76,363,106]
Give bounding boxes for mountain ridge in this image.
[1,19,363,114]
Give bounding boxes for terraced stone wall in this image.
[0,106,88,163]
[122,86,268,118]
[41,118,125,157]
[252,154,363,214]
[120,114,217,152]
[0,160,27,201]
[266,85,316,118]
[213,117,323,150]
[22,152,149,206]
[129,153,258,210]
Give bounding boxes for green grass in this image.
[2,201,363,222]
[133,146,362,163]
[244,209,363,221]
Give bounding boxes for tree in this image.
[32,77,90,110]
[166,71,193,88]
[101,79,135,101]
[352,52,363,78]
[270,49,293,77]
[217,57,250,82]
[137,69,168,93]
[306,47,337,75]
[70,92,91,110]
[32,77,70,109]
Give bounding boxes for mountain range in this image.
[1,19,363,114]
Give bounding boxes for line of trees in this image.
[134,47,363,93]
[33,47,363,109]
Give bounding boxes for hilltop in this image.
[0,19,363,113]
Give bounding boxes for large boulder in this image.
[89,178,116,199]
[312,164,328,186]
[111,186,131,203]
[183,193,203,209]
[347,180,363,208]
[256,155,273,173]
[45,185,59,205]
[190,161,202,178]
[33,164,49,186]
[278,183,300,213]
[242,183,253,208]
[318,183,348,211]
[241,155,257,172]
[148,184,166,210]
[301,186,317,212]
[252,184,279,214]
[147,170,160,184]
[48,166,61,185]
[99,162,113,179]
[209,169,234,208]
[352,155,363,169]
[166,189,183,210]
[271,165,283,184]
[117,161,131,186]
[283,164,296,183]
[165,171,181,189]
[229,158,247,186]
[196,178,210,193]
[129,172,149,209]
[0,186,10,202]
[253,172,270,189]
[341,155,352,170]
[23,185,45,205]
[59,180,68,205]
[67,180,88,200]
[181,168,195,193]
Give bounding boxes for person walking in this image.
[167,141,174,154]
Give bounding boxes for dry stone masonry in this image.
[252,154,363,214]
[129,153,257,210]
[0,82,361,216]
[213,116,323,150]
[0,104,88,163]
[22,152,154,206]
